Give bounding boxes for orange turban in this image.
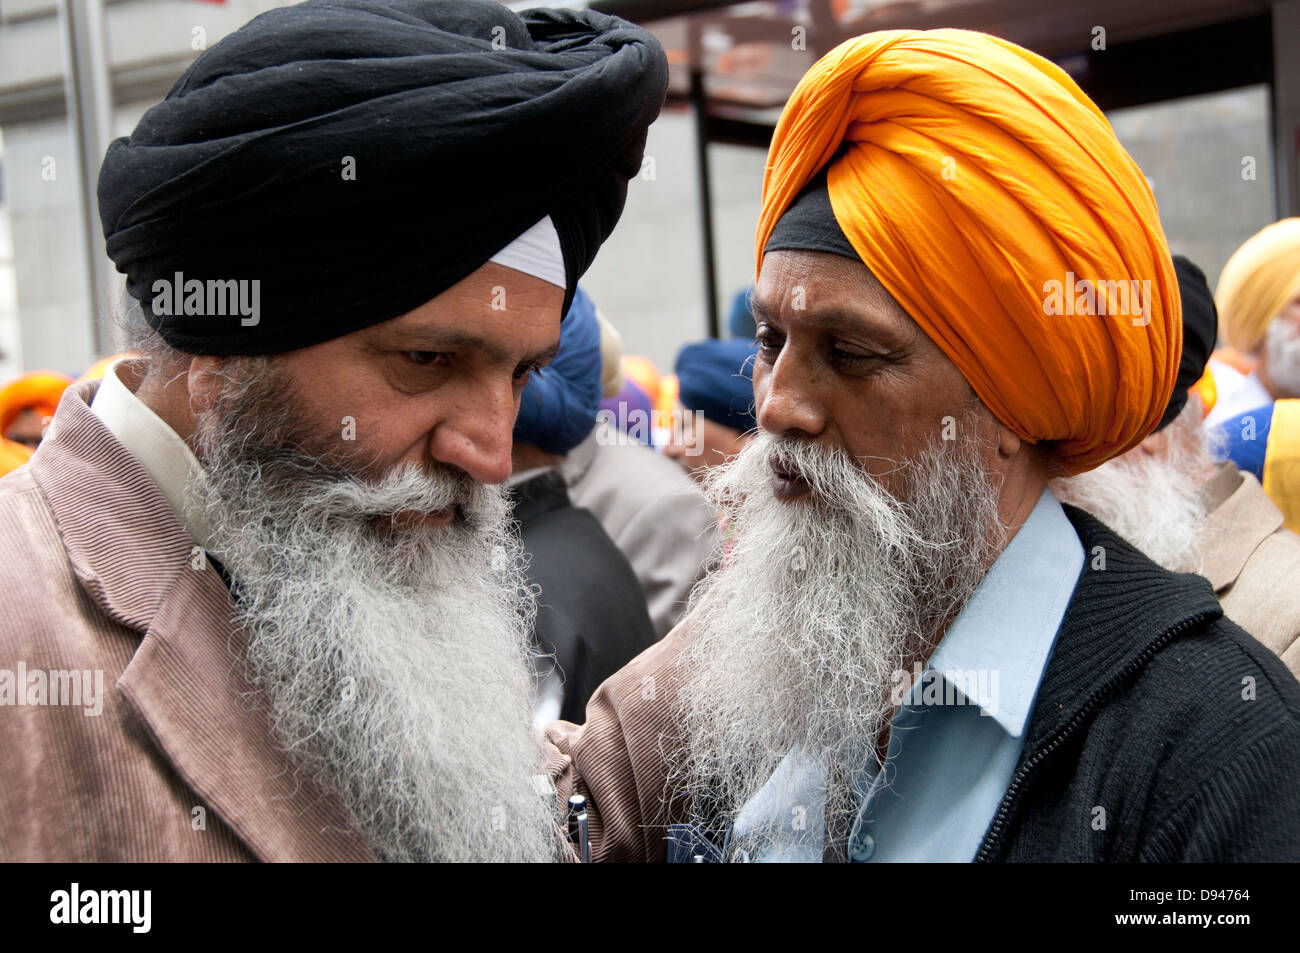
[756,29,1180,474]
[0,370,72,437]
[0,370,73,477]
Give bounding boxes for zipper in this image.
[974,610,1215,862]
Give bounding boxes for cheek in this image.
[355,403,444,468]
[832,388,950,472]
[284,370,416,466]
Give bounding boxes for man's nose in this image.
[755,352,825,438]
[427,385,517,485]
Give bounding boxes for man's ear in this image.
[995,418,1055,483]
[186,356,224,415]
[995,423,1023,461]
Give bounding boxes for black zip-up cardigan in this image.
[975,505,1300,862]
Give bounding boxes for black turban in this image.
[98,0,667,355]
[1157,255,1218,431]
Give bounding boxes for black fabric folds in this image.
[98,0,668,354]
[762,171,859,264]
[1158,255,1219,431]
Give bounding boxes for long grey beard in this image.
[670,426,1003,851]
[192,364,560,862]
[1053,404,1214,573]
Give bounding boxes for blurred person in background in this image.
[1056,255,1300,675]
[1215,398,1300,537]
[728,285,758,338]
[510,287,657,725]
[563,350,718,640]
[0,0,666,862]
[0,370,72,476]
[663,337,760,484]
[1206,218,1300,426]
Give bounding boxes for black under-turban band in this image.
[97,0,668,355]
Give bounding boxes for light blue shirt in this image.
[731,488,1084,862]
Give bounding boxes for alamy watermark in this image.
[0,662,104,716]
[1043,271,1151,326]
[50,883,150,933]
[890,662,1000,716]
[151,271,260,326]
[595,406,705,456]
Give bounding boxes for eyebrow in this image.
[387,326,560,368]
[752,296,908,347]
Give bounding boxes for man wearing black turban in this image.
[1057,255,1300,679]
[0,0,666,862]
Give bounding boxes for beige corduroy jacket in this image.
[0,381,376,862]
[1198,463,1300,677]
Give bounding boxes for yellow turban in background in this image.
[1264,399,1300,533]
[756,29,1180,474]
[594,308,626,399]
[1215,218,1300,354]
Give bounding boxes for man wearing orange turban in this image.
[0,371,73,477]
[546,29,1300,863]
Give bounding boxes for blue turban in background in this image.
[1215,401,1273,482]
[675,337,760,433]
[514,286,603,454]
[728,285,757,338]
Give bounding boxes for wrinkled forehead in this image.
[752,248,923,350]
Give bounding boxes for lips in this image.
[768,454,812,501]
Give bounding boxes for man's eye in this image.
[404,351,448,366]
[831,346,876,364]
[514,362,543,382]
[756,331,782,354]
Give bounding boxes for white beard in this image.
[1266,318,1300,396]
[1053,404,1214,573]
[670,425,1003,851]
[193,364,560,862]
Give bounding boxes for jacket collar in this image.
[509,469,572,521]
[561,421,601,485]
[1197,463,1283,591]
[30,383,375,861]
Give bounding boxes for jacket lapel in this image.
[1197,466,1283,592]
[119,563,375,861]
[31,382,375,861]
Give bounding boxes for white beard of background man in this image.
[1054,397,1215,573]
[1056,254,1300,678]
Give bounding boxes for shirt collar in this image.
[910,487,1085,737]
[507,463,559,487]
[89,357,214,549]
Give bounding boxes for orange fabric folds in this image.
[0,370,72,435]
[756,29,1180,474]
